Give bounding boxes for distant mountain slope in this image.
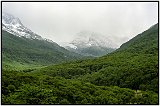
[61,31,117,57]
[38,23,158,93]
[2,13,84,69]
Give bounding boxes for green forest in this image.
[2,23,159,104]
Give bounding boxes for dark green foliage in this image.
[7,85,16,92]
[2,70,158,104]
[2,23,158,104]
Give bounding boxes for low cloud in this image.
[2,2,158,46]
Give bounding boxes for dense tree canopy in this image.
[2,24,158,104]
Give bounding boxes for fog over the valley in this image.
[2,2,158,47]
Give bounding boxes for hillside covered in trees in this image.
[2,23,158,104]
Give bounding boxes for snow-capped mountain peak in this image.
[60,31,117,57]
[2,12,22,26]
[2,12,44,40]
[70,31,118,49]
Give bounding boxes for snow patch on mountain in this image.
[2,12,54,43]
[2,12,42,40]
[59,42,77,49]
[62,31,118,49]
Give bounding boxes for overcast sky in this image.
[2,2,158,47]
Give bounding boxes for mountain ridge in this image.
[61,31,117,57]
[2,13,85,69]
[2,12,55,43]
